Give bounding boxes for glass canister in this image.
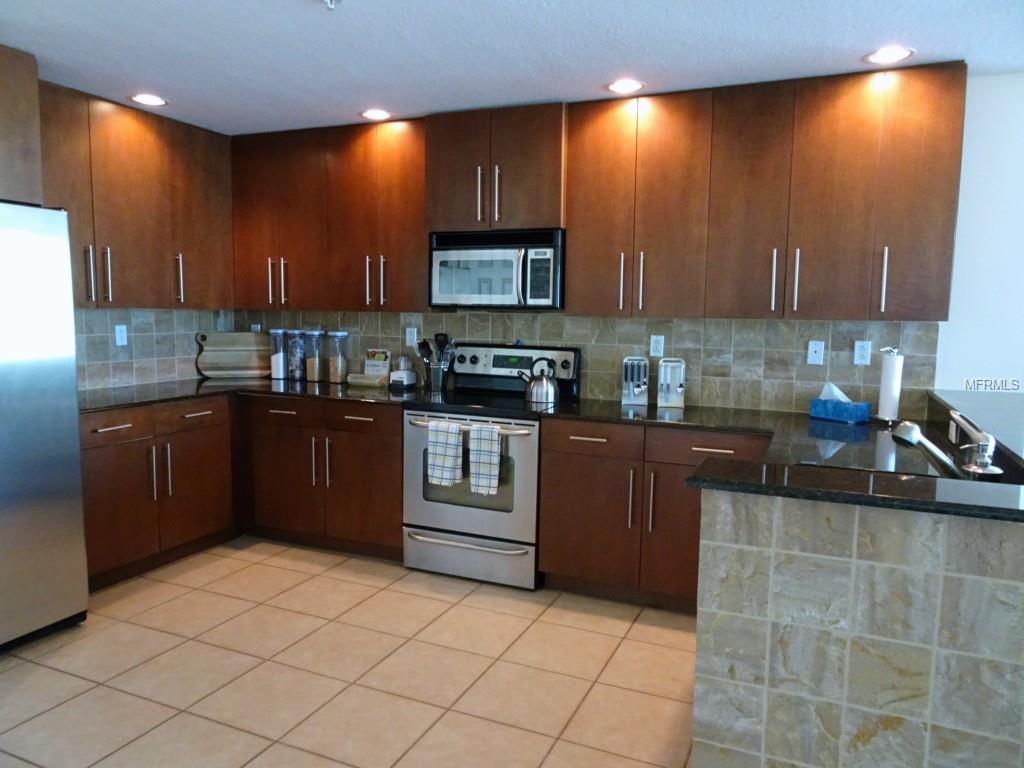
[328,331,349,384]
[285,330,306,381]
[268,329,286,379]
[305,330,326,382]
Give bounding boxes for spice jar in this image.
[305,330,326,382]
[268,329,286,379]
[328,331,349,384]
[285,330,306,381]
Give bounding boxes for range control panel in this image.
[451,344,580,381]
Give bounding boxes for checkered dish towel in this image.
[469,424,501,496]
[427,420,463,486]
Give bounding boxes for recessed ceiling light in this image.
[131,93,167,107]
[362,108,391,121]
[864,45,915,65]
[608,78,644,95]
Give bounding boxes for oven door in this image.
[403,411,538,543]
[430,248,523,307]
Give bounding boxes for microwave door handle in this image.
[515,248,525,305]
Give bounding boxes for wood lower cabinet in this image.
[250,419,324,536]
[639,462,701,598]
[158,423,233,550]
[324,429,403,548]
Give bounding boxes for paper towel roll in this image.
[878,350,904,421]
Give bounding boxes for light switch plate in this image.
[405,326,419,347]
[854,340,872,366]
[649,334,665,358]
[807,340,825,366]
[114,324,128,347]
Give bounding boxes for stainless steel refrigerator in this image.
[0,200,88,647]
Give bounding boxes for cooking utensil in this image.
[434,333,450,362]
[417,339,434,366]
[518,358,559,405]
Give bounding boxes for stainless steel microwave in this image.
[429,229,565,309]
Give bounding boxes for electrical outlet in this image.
[807,340,825,366]
[854,340,872,366]
[249,323,262,333]
[405,326,419,347]
[649,334,665,358]
[114,324,128,347]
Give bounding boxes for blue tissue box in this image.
[809,398,871,424]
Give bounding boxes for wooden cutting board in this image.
[196,332,270,379]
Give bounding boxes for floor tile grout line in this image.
[0,745,48,768]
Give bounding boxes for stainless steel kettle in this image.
[518,358,559,405]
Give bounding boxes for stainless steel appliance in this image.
[403,342,581,588]
[657,358,686,409]
[429,229,565,309]
[0,202,88,646]
[518,358,559,406]
[621,356,649,406]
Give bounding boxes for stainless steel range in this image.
[403,342,581,589]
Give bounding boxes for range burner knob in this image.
[469,355,480,365]
[457,354,467,364]
[560,359,571,370]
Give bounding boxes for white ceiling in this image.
[2,0,1023,135]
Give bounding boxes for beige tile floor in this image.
[0,536,696,768]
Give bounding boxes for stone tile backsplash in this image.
[77,308,939,416]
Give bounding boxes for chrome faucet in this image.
[949,410,1003,476]
[891,421,966,479]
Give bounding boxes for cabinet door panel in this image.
[81,441,160,576]
[786,74,883,319]
[232,133,278,309]
[250,422,324,535]
[640,462,701,600]
[159,424,232,550]
[425,109,491,231]
[705,82,794,318]
[490,104,564,229]
[377,120,427,312]
[565,99,638,316]
[89,99,171,308]
[0,44,42,205]
[326,124,378,310]
[634,90,712,317]
[39,82,97,308]
[324,429,402,548]
[870,63,966,321]
[539,452,641,588]
[168,121,233,309]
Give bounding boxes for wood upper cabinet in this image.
[167,120,233,309]
[38,82,97,308]
[89,99,172,308]
[0,45,42,205]
[232,133,278,309]
[426,104,564,232]
[705,81,795,318]
[633,91,712,317]
[565,98,639,316]
[870,62,967,321]
[785,73,884,319]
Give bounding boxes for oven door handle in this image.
[407,530,530,556]
[407,418,532,437]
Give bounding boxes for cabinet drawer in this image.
[240,394,323,427]
[323,400,402,435]
[80,406,155,449]
[153,395,230,434]
[542,418,644,460]
[645,427,770,466]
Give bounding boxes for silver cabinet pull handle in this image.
[494,164,501,222]
[311,435,318,487]
[618,252,625,311]
[691,446,736,455]
[792,247,801,312]
[93,423,133,433]
[182,410,213,419]
[175,253,185,304]
[569,435,608,443]
[150,445,158,502]
[770,247,778,312]
[407,418,531,436]
[365,255,372,305]
[268,409,297,416]
[648,471,656,532]
[85,245,97,302]
[165,442,173,497]
[627,468,635,529]
[379,255,386,305]
[267,257,274,305]
[324,437,332,489]
[344,415,375,422]
[407,530,530,556]
[104,247,113,302]
[880,245,889,313]
[638,250,646,311]
[280,257,288,305]
[476,165,483,222]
